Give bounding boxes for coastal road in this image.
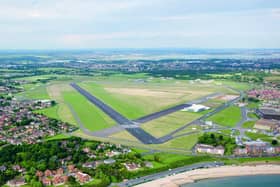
[114,162,224,187]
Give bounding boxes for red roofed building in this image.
[75,172,91,183]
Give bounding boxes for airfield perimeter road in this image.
[114,162,224,187]
[70,83,161,144]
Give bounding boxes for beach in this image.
[136,165,280,187]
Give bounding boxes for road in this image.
[114,162,224,187]
[71,83,133,125]
[70,83,243,145]
[134,103,190,123]
[70,83,161,144]
[134,92,221,124]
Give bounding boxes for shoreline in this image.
[135,164,280,187]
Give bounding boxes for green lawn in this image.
[173,124,202,137]
[242,121,256,129]
[35,105,60,120]
[142,152,213,170]
[109,130,140,143]
[63,91,115,131]
[159,133,202,150]
[247,112,259,119]
[45,133,71,141]
[245,131,274,142]
[78,79,224,120]
[141,111,202,138]
[247,101,261,109]
[208,106,242,127]
[217,80,252,91]
[16,83,50,100]
[79,82,151,119]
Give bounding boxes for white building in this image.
[182,104,210,113]
[195,144,225,155]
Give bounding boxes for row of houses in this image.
[248,89,280,100]
[195,144,225,156]
[234,141,280,156]
[36,165,91,186]
[253,118,280,132]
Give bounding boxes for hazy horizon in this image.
[1,0,280,49]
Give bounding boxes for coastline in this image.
[135,164,280,187]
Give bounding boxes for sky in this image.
[1,0,280,49]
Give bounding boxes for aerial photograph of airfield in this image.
[1,50,280,186]
[17,73,251,153]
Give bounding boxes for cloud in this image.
[0,0,154,21]
[271,8,280,17]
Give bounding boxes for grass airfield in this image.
[16,73,251,153]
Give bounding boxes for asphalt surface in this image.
[134,104,190,123]
[126,128,161,144]
[70,83,161,144]
[71,83,133,125]
[70,83,243,145]
[134,93,221,124]
[114,162,224,187]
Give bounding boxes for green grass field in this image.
[109,130,140,143]
[217,80,252,91]
[78,78,230,120]
[159,133,202,150]
[242,121,256,129]
[14,74,252,151]
[35,105,60,120]
[45,133,71,141]
[208,106,242,127]
[245,131,274,142]
[63,91,115,131]
[16,83,50,100]
[173,124,202,137]
[79,82,153,119]
[141,111,202,138]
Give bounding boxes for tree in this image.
[30,179,43,187]
[154,155,160,162]
[51,100,56,106]
[67,176,80,187]
[272,140,278,145]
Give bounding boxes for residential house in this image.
[75,172,91,183]
[104,158,116,165]
[195,144,225,155]
[254,119,280,131]
[7,177,26,187]
[124,163,141,171]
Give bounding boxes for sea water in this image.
[182,175,280,187]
